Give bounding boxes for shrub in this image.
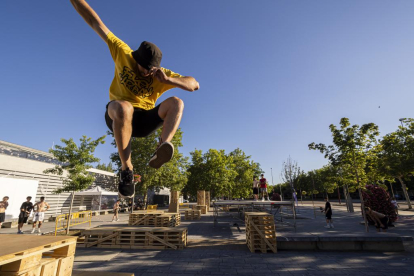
[272,193,281,201]
[362,184,397,223]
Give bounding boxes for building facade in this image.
[0,140,116,220]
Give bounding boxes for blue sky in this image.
[1,1,413,184]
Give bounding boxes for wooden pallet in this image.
[245,213,277,253]
[184,210,201,220]
[81,227,188,250]
[192,205,207,214]
[0,235,77,276]
[128,213,180,227]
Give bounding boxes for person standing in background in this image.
[112,200,121,222]
[32,197,50,234]
[322,197,334,229]
[252,176,260,201]
[18,196,33,234]
[0,196,9,230]
[259,174,269,201]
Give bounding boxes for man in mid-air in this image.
[70,0,200,198]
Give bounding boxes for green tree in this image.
[229,148,261,198]
[378,118,414,209]
[44,135,105,234]
[96,162,114,172]
[280,156,301,203]
[309,117,379,231]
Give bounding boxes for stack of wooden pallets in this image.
[156,213,181,227]
[192,205,207,214]
[82,227,187,250]
[0,235,77,276]
[184,210,201,220]
[128,211,180,227]
[245,212,277,253]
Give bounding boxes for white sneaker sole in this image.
[149,142,174,169]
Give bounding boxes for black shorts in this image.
[0,212,5,223]
[325,212,332,220]
[253,188,259,195]
[18,214,28,224]
[105,101,164,138]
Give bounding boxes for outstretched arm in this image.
[70,0,110,42]
[154,69,200,92]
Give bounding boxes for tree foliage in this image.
[184,148,262,199]
[96,162,114,172]
[44,135,106,193]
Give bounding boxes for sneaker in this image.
[324,225,331,228]
[31,229,35,234]
[261,198,264,202]
[37,229,41,234]
[149,141,174,169]
[116,219,120,221]
[118,168,135,198]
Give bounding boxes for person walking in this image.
[252,176,260,201]
[391,197,399,216]
[18,196,33,234]
[112,200,121,222]
[322,197,334,228]
[69,0,200,199]
[0,196,9,230]
[31,197,50,234]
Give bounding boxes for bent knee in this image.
[168,97,184,110]
[108,101,134,121]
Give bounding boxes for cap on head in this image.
[132,41,162,70]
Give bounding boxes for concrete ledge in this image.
[277,235,412,251]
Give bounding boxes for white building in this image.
[0,140,116,221]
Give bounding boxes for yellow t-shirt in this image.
[107,32,182,110]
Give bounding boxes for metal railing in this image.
[54,210,92,236]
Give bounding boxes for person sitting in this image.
[365,207,389,232]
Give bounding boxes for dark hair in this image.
[117,200,120,202]
[3,196,9,199]
[27,196,32,199]
[40,197,45,200]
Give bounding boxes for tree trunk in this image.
[398,177,412,209]
[168,191,179,213]
[337,187,341,204]
[346,185,354,212]
[389,182,395,198]
[311,192,316,219]
[352,152,368,232]
[343,186,349,212]
[66,191,75,235]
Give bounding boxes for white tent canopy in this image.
[74,186,118,211]
[75,186,118,196]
